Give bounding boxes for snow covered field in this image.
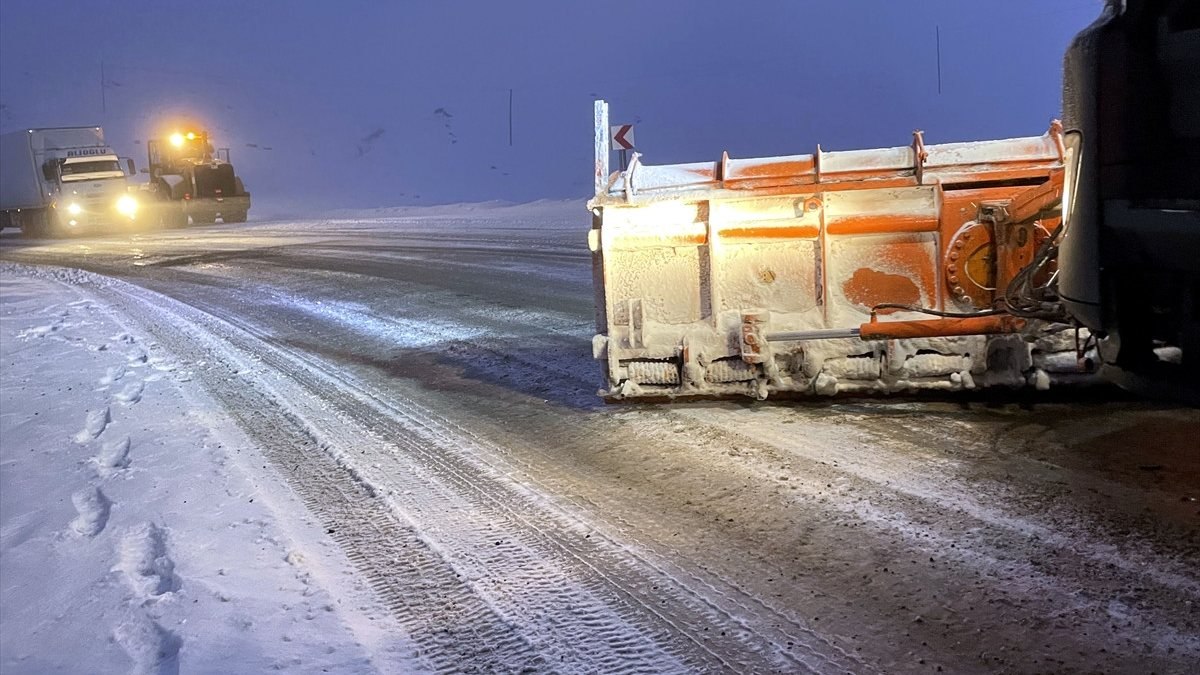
[2,202,1198,673]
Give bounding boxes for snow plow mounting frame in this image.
[588,101,1095,400]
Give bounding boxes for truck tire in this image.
[16,209,51,239]
[223,211,247,224]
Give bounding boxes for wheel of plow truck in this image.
[223,211,247,223]
[157,204,188,228]
[944,220,1053,310]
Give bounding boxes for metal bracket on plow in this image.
[626,298,645,349]
[740,311,770,364]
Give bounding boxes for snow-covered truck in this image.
[0,127,141,237]
[587,0,1197,402]
[587,101,1090,400]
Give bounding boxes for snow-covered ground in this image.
[2,203,1198,674]
[0,269,418,674]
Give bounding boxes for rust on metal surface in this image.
[843,268,923,309]
[724,176,921,196]
[727,157,817,180]
[911,130,928,184]
[838,238,939,312]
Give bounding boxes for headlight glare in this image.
[116,195,138,217]
[67,203,82,215]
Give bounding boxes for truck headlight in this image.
[67,203,82,215]
[116,195,138,217]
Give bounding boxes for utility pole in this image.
[935,26,942,95]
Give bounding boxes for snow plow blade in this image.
[588,101,1098,400]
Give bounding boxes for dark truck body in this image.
[182,160,251,224]
[1058,0,1200,393]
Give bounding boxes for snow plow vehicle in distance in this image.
[144,129,251,226]
[587,101,1095,400]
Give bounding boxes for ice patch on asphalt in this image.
[266,290,488,348]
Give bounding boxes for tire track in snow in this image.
[661,406,1200,658]
[211,279,867,672]
[101,291,551,673]
[95,261,864,672]
[672,406,1200,598]
[94,285,687,672]
[193,296,864,673]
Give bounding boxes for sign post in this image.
[594,101,610,195]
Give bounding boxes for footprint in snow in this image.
[126,348,148,365]
[115,380,144,406]
[73,406,111,444]
[117,523,179,597]
[70,486,111,537]
[110,332,137,345]
[113,615,181,675]
[16,320,64,339]
[100,364,127,386]
[95,436,132,475]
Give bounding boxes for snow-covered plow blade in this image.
[588,101,1097,400]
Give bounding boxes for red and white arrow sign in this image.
[610,124,636,150]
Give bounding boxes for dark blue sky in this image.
[0,1,1101,214]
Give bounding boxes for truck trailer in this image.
[0,127,140,237]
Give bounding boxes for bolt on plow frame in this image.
[587,101,1098,400]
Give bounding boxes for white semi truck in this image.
[0,127,140,237]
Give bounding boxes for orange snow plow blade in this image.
[588,101,1097,400]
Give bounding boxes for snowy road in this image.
[2,202,1198,674]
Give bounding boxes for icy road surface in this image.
[2,202,1198,674]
